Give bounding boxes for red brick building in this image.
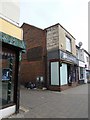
[20,23,79,91]
[20,23,47,87]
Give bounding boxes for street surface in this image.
[9,84,88,118]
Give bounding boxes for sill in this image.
[2,103,15,109]
[66,50,72,54]
[50,85,60,86]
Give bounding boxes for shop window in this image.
[86,56,89,62]
[80,67,84,79]
[0,51,16,107]
[51,62,59,85]
[60,63,67,85]
[86,71,90,81]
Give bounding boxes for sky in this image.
[20,0,89,51]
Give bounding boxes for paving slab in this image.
[9,84,88,118]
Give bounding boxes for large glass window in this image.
[0,50,16,107]
[51,62,59,85]
[66,36,71,52]
[80,67,84,79]
[86,71,90,81]
[60,63,67,85]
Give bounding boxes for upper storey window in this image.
[66,36,71,52]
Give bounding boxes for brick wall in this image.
[19,23,47,86]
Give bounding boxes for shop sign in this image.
[60,50,78,64]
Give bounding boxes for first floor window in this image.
[66,36,72,52]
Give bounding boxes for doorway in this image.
[67,64,72,85]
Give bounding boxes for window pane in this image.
[1,51,15,107]
[66,36,71,52]
[60,63,67,85]
[80,67,84,79]
[51,62,59,85]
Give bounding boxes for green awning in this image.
[0,32,26,51]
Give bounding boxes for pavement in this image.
[9,84,88,118]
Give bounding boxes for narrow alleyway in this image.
[9,84,88,118]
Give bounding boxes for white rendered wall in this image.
[79,61,85,68]
[0,0,20,25]
[0,105,16,119]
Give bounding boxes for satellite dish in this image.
[78,42,83,48]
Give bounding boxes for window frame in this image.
[66,36,72,53]
[86,56,89,62]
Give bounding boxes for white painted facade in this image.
[76,46,90,83]
[0,105,16,118]
[0,0,20,118]
[0,0,20,26]
[84,50,90,83]
[84,51,90,70]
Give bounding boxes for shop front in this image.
[47,50,79,91]
[86,70,90,83]
[78,61,85,84]
[0,22,25,118]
